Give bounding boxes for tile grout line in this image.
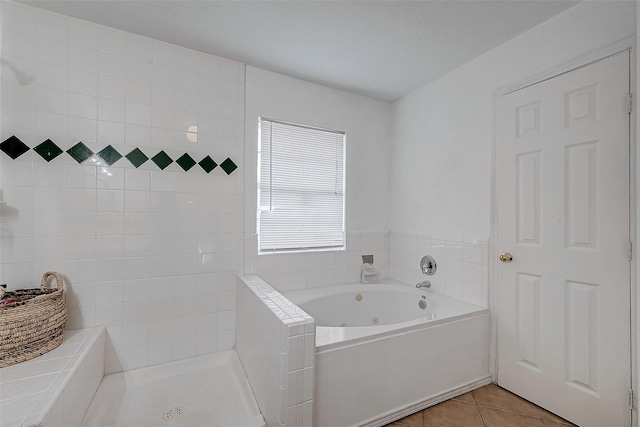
[475,402,540,417]
[388,385,575,427]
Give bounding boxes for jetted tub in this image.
[283,280,491,427]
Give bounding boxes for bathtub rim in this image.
[287,282,439,328]
[281,279,489,351]
[316,309,490,353]
[283,280,433,304]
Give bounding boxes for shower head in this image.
[0,58,35,85]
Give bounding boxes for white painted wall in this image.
[390,1,636,238]
[391,0,637,423]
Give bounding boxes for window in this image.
[258,117,345,253]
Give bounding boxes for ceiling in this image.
[22,1,580,102]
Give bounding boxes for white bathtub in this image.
[283,280,491,427]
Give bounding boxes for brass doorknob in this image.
[499,252,513,263]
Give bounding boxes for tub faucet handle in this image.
[416,280,431,289]
[420,255,437,275]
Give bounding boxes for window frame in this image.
[257,116,346,254]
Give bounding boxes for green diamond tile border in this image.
[33,139,63,162]
[151,150,173,170]
[176,153,196,171]
[67,142,94,164]
[2,136,238,178]
[220,158,237,175]
[0,135,30,159]
[97,145,123,166]
[199,156,217,173]
[125,148,149,168]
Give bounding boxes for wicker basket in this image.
[0,271,67,367]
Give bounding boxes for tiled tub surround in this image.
[0,2,245,373]
[0,327,105,427]
[245,230,487,305]
[283,280,491,427]
[236,275,315,427]
[389,232,489,307]
[244,231,389,292]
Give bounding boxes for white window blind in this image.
[258,117,345,253]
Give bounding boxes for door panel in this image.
[496,51,630,427]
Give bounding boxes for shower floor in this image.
[80,350,264,427]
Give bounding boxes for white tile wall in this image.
[0,327,105,427]
[245,231,389,292]
[389,232,489,307]
[0,5,488,402]
[246,228,488,308]
[236,275,314,427]
[0,2,244,373]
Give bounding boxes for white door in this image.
[496,51,631,427]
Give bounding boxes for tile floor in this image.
[385,384,576,427]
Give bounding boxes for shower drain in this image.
[162,405,185,421]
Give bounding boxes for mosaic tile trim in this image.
[33,139,63,162]
[151,150,173,170]
[176,153,196,171]
[198,155,217,173]
[97,145,123,166]
[125,148,148,168]
[220,158,237,175]
[67,142,94,164]
[0,135,238,175]
[0,135,30,159]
